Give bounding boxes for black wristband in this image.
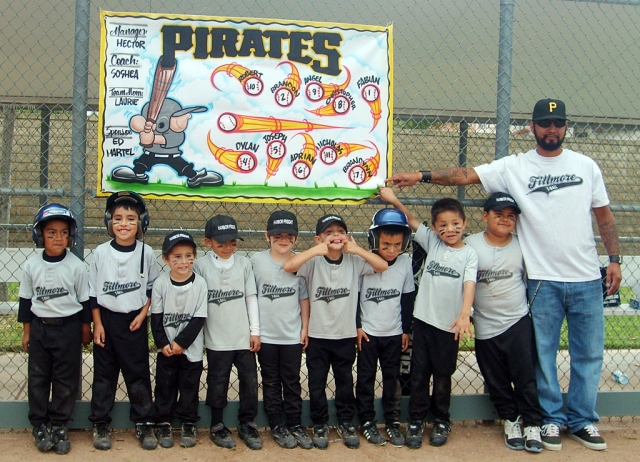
[420,171,432,183]
[608,255,622,264]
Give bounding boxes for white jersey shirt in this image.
[297,254,375,340]
[413,224,478,332]
[150,272,208,362]
[464,232,529,340]
[19,250,89,318]
[474,148,610,282]
[359,253,415,337]
[89,241,159,314]
[251,250,309,345]
[193,253,257,351]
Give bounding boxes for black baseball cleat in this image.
[156,423,174,448]
[92,422,111,451]
[238,421,262,450]
[187,169,224,188]
[111,166,149,184]
[32,424,54,452]
[51,426,71,454]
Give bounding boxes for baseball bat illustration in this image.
[141,56,177,147]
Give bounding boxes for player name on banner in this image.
[98,11,393,204]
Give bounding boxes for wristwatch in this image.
[608,255,622,264]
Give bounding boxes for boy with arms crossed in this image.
[194,215,262,450]
[464,193,543,452]
[19,204,91,454]
[284,214,388,450]
[251,211,313,449]
[380,187,477,449]
[89,191,160,450]
[356,208,415,447]
[151,231,207,449]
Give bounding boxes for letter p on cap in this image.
[549,102,557,112]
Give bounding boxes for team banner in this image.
[98,11,393,203]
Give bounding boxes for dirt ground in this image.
[1,418,638,462]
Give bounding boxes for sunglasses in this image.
[535,119,566,128]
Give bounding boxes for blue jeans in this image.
[527,279,604,433]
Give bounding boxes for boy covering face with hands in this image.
[284,214,387,450]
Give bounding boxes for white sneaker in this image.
[568,424,607,451]
[523,426,543,453]
[504,417,524,450]
[541,423,562,451]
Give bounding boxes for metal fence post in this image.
[70,0,90,261]
[495,0,515,160]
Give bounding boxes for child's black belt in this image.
[36,312,82,325]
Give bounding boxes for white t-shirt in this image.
[474,148,609,282]
[464,232,529,340]
[150,272,208,362]
[413,224,478,332]
[359,253,415,337]
[251,250,309,345]
[193,254,257,351]
[297,254,374,339]
[89,241,159,314]
[20,251,89,318]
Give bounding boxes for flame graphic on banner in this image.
[361,84,382,132]
[265,141,287,181]
[304,67,352,101]
[335,142,369,162]
[273,61,302,106]
[210,63,263,95]
[291,133,317,180]
[360,145,381,182]
[207,131,257,173]
[217,112,344,134]
[347,144,381,185]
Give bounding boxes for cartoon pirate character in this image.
[111,98,224,188]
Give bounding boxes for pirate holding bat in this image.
[111,56,224,188]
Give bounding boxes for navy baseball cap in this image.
[483,192,521,214]
[315,214,347,235]
[267,210,298,236]
[205,215,244,242]
[162,231,196,253]
[532,98,567,121]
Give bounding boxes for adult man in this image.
[388,99,622,451]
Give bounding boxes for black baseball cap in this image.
[483,192,521,214]
[267,210,298,236]
[162,231,196,253]
[316,214,348,235]
[205,215,244,242]
[532,98,567,121]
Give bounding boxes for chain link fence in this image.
[1,0,639,417]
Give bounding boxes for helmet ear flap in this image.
[368,228,380,251]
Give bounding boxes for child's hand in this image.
[300,329,309,350]
[162,344,173,357]
[314,242,329,256]
[449,313,473,342]
[129,312,145,331]
[401,333,410,352]
[22,329,30,353]
[94,324,106,347]
[82,324,93,347]
[343,235,362,255]
[250,335,261,352]
[171,341,184,355]
[378,186,398,204]
[356,328,369,351]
